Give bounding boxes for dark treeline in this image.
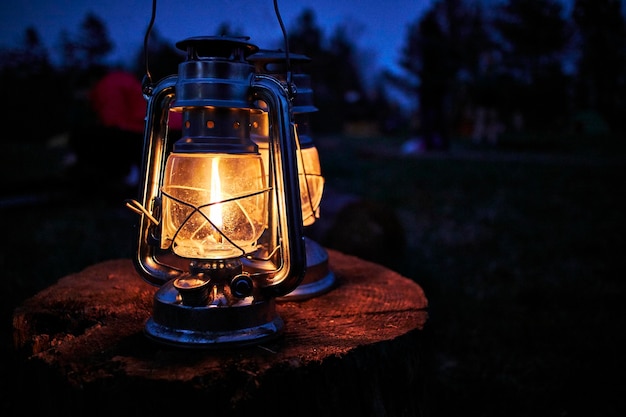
[1,0,624,144]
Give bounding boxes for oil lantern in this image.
[126,36,306,348]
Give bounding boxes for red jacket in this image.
[89,71,147,134]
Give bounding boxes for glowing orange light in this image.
[209,158,223,239]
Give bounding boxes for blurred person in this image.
[68,67,146,192]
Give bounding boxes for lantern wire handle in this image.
[125,198,159,225]
[273,0,294,94]
[141,0,158,95]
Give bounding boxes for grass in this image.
[315,132,626,416]
[1,131,625,416]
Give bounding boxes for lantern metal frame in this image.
[129,36,306,348]
[248,50,336,301]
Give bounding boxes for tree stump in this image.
[12,249,428,417]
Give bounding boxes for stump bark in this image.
[13,249,428,417]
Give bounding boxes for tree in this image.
[287,8,369,133]
[0,27,65,141]
[288,8,324,58]
[0,27,52,75]
[58,12,113,71]
[573,0,626,133]
[326,23,370,124]
[132,26,184,83]
[411,6,452,148]
[492,0,574,130]
[395,0,492,148]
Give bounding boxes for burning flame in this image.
[210,158,223,241]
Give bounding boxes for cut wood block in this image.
[13,249,428,417]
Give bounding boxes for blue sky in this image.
[0,0,433,76]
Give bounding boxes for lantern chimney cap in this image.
[247,49,311,64]
[176,36,259,60]
[248,49,312,73]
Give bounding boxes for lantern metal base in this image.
[145,279,284,348]
[278,237,336,301]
